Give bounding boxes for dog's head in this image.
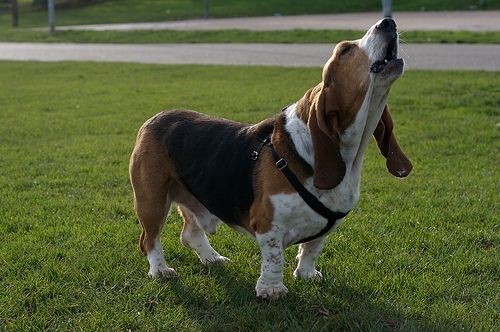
[298,18,412,189]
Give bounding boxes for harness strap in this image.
[251,135,272,161]
[268,141,349,244]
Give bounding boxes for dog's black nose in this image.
[376,18,397,32]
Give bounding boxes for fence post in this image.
[11,0,18,27]
[204,0,209,19]
[382,0,392,18]
[48,0,55,36]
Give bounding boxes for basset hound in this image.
[129,18,412,299]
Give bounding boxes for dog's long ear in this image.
[373,105,412,178]
[308,84,346,189]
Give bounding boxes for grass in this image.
[1,0,500,43]
[0,61,499,331]
[1,28,500,44]
[1,0,498,28]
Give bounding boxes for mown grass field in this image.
[2,28,500,44]
[1,0,498,28]
[0,61,499,331]
[1,0,500,43]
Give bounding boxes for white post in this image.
[382,0,392,18]
[48,0,55,36]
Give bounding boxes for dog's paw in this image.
[255,279,289,300]
[148,266,177,278]
[293,268,323,280]
[201,254,231,265]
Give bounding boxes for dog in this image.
[129,18,412,299]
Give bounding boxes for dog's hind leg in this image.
[133,188,176,277]
[178,204,230,265]
[130,138,177,277]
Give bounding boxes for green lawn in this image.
[2,0,498,28]
[1,0,500,43]
[2,28,500,44]
[0,61,499,331]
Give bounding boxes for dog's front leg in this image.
[255,233,288,299]
[293,236,328,279]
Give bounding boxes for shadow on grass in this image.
[140,261,469,331]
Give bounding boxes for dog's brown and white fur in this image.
[129,18,412,299]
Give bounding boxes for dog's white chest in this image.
[269,177,359,245]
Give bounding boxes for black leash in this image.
[252,134,349,244]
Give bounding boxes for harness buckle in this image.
[276,158,287,170]
[251,134,272,161]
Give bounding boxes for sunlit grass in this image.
[1,28,499,44]
[2,0,497,28]
[0,61,499,330]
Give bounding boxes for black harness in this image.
[252,134,349,245]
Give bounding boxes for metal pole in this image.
[382,0,392,18]
[204,0,209,19]
[48,0,55,36]
[11,0,19,27]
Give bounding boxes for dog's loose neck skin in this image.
[341,82,392,175]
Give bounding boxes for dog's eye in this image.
[340,46,352,56]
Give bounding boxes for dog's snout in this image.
[376,18,397,32]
